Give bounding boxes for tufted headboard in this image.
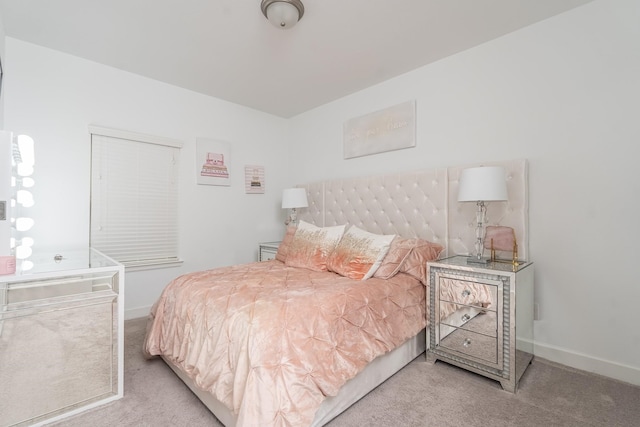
[297,159,529,260]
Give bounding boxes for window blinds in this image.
[90,130,181,268]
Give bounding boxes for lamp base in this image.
[467,256,490,265]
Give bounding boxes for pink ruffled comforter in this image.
[143,261,426,426]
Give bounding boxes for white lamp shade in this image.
[458,166,508,202]
[265,1,301,29]
[282,188,308,209]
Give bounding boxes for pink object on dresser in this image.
[0,255,16,275]
[484,225,516,252]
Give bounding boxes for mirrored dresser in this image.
[0,248,124,426]
[426,256,534,393]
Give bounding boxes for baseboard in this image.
[534,341,640,387]
[125,306,152,320]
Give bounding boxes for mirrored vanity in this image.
[426,256,534,393]
[0,248,124,426]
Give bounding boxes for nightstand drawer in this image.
[438,277,497,311]
[439,328,498,365]
[260,249,277,261]
[440,303,497,338]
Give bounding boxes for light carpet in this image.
[48,317,640,427]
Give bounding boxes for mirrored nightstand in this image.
[259,241,281,261]
[426,255,534,393]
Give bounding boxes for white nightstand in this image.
[426,255,534,393]
[259,241,281,261]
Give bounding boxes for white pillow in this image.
[285,221,346,271]
[327,225,396,280]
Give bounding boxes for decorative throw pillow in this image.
[399,239,445,284]
[373,237,415,279]
[285,221,346,271]
[275,225,297,262]
[327,226,396,280]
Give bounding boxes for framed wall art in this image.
[343,100,416,159]
[245,165,265,194]
[196,138,230,186]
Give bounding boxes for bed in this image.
[143,161,528,426]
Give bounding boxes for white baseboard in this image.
[125,306,152,320]
[534,341,640,387]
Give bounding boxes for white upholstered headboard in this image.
[297,159,529,260]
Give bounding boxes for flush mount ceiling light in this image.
[261,0,305,29]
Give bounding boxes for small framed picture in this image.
[245,165,265,194]
[196,138,230,186]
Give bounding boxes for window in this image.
[89,126,182,269]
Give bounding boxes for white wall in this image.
[3,39,292,318]
[289,0,640,385]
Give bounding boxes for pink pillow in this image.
[373,237,415,279]
[285,221,346,271]
[399,239,444,284]
[327,226,395,280]
[275,225,297,262]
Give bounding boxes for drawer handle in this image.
[463,338,472,348]
[461,289,471,297]
[461,313,471,323]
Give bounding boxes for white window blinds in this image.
[90,127,182,268]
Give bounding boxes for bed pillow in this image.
[399,239,445,284]
[327,226,396,280]
[373,237,415,279]
[275,225,297,262]
[285,221,346,271]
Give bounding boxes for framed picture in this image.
[484,225,519,265]
[343,100,416,159]
[196,138,230,186]
[245,165,265,194]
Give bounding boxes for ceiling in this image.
[0,0,593,118]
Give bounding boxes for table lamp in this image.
[282,188,308,225]
[458,166,508,264]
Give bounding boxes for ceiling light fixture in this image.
[261,0,305,29]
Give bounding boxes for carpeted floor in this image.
[48,317,640,427]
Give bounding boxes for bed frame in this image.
[162,159,528,426]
